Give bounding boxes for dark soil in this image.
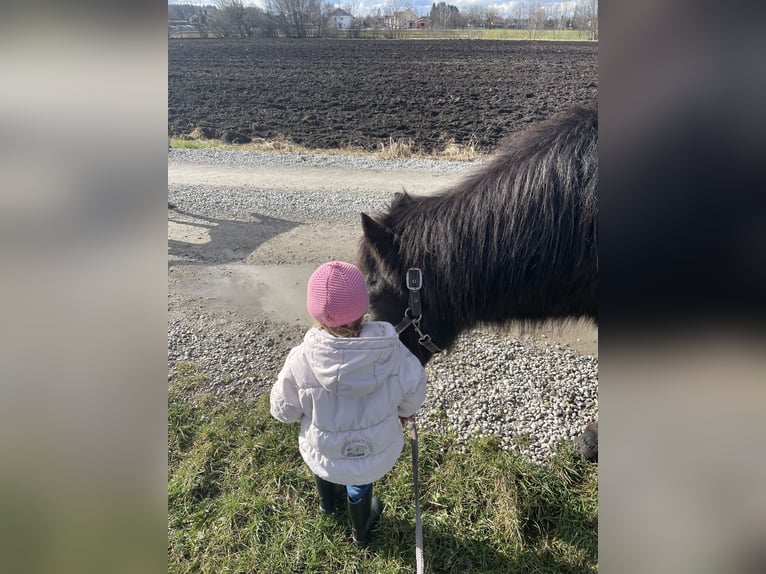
[168,38,597,153]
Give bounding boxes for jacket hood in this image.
[304,322,402,398]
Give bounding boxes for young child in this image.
[270,261,427,547]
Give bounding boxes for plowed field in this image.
[168,38,597,153]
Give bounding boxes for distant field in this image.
[169,29,596,41]
[168,38,597,154]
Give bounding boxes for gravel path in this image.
[169,148,479,173]
[168,148,598,464]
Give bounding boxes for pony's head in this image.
[358,213,403,323]
[358,211,440,364]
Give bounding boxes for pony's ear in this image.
[392,191,414,208]
[362,213,396,265]
[360,213,393,246]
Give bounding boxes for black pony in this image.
[358,104,598,458]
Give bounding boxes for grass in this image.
[170,135,483,161]
[477,29,595,41]
[380,28,595,41]
[171,30,597,42]
[168,364,598,573]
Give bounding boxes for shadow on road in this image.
[168,207,299,266]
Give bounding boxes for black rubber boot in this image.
[347,487,383,547]
[315,476,345,515]
[574,421,598,463]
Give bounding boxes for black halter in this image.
[394,268,443,354]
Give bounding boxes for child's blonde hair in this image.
[317,316,364,338]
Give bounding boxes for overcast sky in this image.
[169,0,584,19]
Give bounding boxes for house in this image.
[415,17,431,29]
[327,8,353,29]
[488,17,506,28]
[390,9,418,29]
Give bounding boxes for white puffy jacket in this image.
[270,321,427,485]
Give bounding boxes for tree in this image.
[246,6,278,37]
[430,2,460,29]
[510,1,526,29]
[526,0,547,39]
[342,0,361,20]
[383,0,407,36]
[465,5,483,27]
[209,1,275,38]
[549,3,566,38]
[588,0,598,40]
[558,1,574,31]
[483,5,499,28]
[573,0,597,40]
[267,0,315,37]
[168,4,202,22]
[213,0,247,38]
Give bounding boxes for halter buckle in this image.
[406,268,423,291]
[395,267,443,354]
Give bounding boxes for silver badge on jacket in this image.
[341,439,372,458]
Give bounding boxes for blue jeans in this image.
[346,483,372,503]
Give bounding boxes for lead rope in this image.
[407,417,425,574]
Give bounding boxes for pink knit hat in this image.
[307,261,370,327]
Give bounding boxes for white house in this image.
[327,8,353,29]
[390,9,418,29]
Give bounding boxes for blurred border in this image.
[0,3,168,574]
[601,1,766,572]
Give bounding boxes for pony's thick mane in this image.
[362,104,597,353]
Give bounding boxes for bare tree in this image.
[383,0,406,36]
[342,0,361,20]
[267,0,315,37]
[210,1,276,38]
[465,5,483,28]
[558,1,574,32]
[184,7,211,38]
[573,0,597,40]
[510,1,526,29]
[307,0,327,36]
[361,7,385,36]
[588,0,598,40]
[430,2,461,29]
[484,5,499,28]
[526,0,546,39]
[213,0,247,38]
[550,3,564,38]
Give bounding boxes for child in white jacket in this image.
[270,261,427,547]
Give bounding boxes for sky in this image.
[169,0,582,20]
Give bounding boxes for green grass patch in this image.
[171,139,220,150]
[479,28,594,41]
[169,135,484,161]
[326,28,594,42]
[168,369,598,573]
[344,28,596,41]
